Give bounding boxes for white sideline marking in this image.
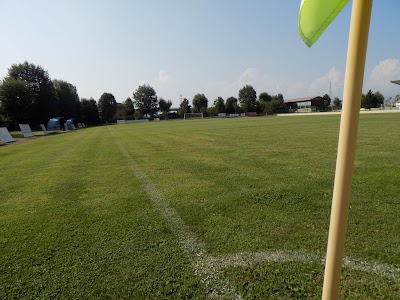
[210,252,399,280]
[209,251,319,269]
[342,256,400,280]
[111,133,399,294]
[115,141,242,299]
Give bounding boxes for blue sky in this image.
[1,0,399,106]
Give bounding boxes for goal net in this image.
[184,113,204,120]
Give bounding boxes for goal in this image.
[184,113,204,120]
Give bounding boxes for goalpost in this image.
[184,113,204,120]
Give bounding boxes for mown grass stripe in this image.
[113,137,242,299]
[2,115,399,298]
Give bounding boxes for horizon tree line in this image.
[0,61,390,129]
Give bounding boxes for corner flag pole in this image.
[322,0,372,299]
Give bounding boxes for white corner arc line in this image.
[109,128,399,295]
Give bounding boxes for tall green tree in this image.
[333,97,342,109]
[373,91,384,107]
[178,98,191,117]
[271,93,284,102]
[322,94,331,108]
[54,79,81,120]
[207,106,216,116]
[265,100,283,115]
[225,96,239,114]
[133,84,158,118]
[98,93,117,122]
[81,98,99,125]
[265,94,285,115]
[361,90,374,109]
[361,90,384,109]
[238,85,257,112]
[158,98,172,119]
[113,103,126,120]
[192,94,208,113]
[213,97,225,113]
[8,62,57,124]
[124,98,135,119]
[258,92,272,114]
[259,92,272,103]
[0,77,35,129]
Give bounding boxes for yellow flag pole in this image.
[322,0,372,299]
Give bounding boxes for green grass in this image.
[1,114,399,299]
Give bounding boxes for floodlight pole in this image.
[322,0,372,299]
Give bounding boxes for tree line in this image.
[0,61,388,129]
[0,62,101,130]
[0,62,173,128]
[177,86,334,117]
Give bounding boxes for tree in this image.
[255,101,263,114]
[259,92,272,112]
[178,98,191,117]
[192,94,208,113]
[54,79,81,120]
[265,100,283,115]
[374,91,384,108]
[207,106,216,116]
[271,93,284,102]
[98,93,117,122]
[81,98,99,125]
[361,89,384,109]
[213,97,225,113]
[124,98,135,119]
[361,90,374,109]
[159,98,172,119]
[113,103,126,120]
[259,92,272,103]
[333,97,342,109]
[0,77,35,129]
[133,84,158,118]
[8,62,57,124]
[263,93,285,114]
[322,94,331,108]
[225,96,238,114]
[238,85,257,112]
[0,113,11,127]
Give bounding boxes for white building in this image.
[391,80,400,108]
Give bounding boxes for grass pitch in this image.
[1,114,399,299]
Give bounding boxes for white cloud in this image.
[136,69,179,103]
[366,58,400,95]
[308,67,342,97]
[237,68,258,87]
[203,68,259,100]
[139,69,173,87]
[138,79,147,86]
[204,67,344,101]
[156,69,172,85]
[135,61,400,105]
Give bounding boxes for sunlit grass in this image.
[1,113,399,298]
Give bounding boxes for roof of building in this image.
[284,96,322,103]
[391,80,400,85]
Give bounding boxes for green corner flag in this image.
[299,0,349,47]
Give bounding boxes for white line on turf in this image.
[209,251,399,280]
[115,141,242,299]
[110,131,399,294]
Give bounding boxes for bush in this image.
[265,100,286,115]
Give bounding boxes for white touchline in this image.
[210,251,399,280]
[110,130,399,296]
[115,141,242,299]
